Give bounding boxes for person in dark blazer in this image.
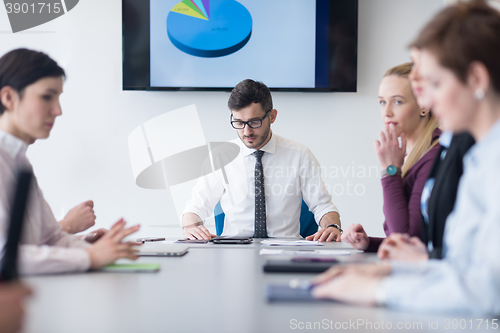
[421,132,475,259]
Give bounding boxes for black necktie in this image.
[253,150,267,238]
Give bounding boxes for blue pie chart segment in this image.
[167,0,253,57]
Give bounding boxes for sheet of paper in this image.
[260,240,324,246]
[259,249,351,256]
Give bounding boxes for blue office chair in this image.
[214,200,318,238]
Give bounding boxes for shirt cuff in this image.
[314,205,340,226]
[75,247,92,271]
[19,246,91,275]
[375,278,390,305]
[181,207,207,226]
[389,260,438,274]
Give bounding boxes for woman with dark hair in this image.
[0,49,98,238]
[311,0,500,314]
[0,48,140,275]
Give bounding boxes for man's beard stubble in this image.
[239,125,271,149]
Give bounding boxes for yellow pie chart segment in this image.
[171,1,208,21]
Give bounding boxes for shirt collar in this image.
[0,130,28,160]
[241,132,277,157]
[464,118,500,166]
[439,131,454,149]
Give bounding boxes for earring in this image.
[420,110,428,117]
[475,88,485,101]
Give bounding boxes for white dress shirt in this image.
[0,130,91,275]
[379,119,500,315]
[182,133,339,237]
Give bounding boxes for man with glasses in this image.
[182,79,341,241]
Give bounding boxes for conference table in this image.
[24,239,497,333]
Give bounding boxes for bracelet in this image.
[381,166,402,179]
[326,223,343,234]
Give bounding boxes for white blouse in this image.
[0,130,90,275]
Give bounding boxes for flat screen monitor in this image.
[122,0,358,92]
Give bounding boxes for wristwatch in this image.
[381,165,401,178]
[326,223,343,234]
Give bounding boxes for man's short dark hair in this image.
[0,48,66,114]
[228,79,273,112]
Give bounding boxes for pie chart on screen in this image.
[166,0,253,57]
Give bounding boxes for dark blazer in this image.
[423,132,475,259]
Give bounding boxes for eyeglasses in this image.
[230,110,271,129]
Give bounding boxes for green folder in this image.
[100,263,160,273]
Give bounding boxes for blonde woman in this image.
[342,63,440,252]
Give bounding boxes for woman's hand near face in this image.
[374,123,406,170]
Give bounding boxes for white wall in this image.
[0,0,445,239]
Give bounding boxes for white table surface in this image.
[23,239,498,333]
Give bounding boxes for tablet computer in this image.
[176,236,253,244]
[136,244,189,257]
[210,236,253,244]
[263,259,337,273]
[266,284,336,303]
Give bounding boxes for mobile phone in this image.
[175,239,210,244]
[210,236,253,244]
[263,259,336,273]
[136,237,166,243]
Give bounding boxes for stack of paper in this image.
[260,240,324,246]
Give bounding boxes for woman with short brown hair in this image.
[312,0,500,314]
